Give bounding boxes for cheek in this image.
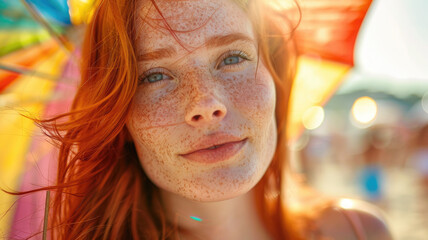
[224,64,277,164]
[127,120,187,190]
[222,65,276,122]
[127,91,183,171]
[129,86,186,130]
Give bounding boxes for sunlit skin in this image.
[127,0,276,238]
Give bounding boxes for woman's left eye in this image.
[217,51,250,69]
[223,56,241,65]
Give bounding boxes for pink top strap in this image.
[335,206,367,240]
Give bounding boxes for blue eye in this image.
[217,50,250,69]
[141,72,170,84]
[223,56,240,65]
[147,73,164,83]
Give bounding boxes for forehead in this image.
[134,0,254,53]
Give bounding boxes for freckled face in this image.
[127,0,277,201]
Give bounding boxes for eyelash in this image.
[216,50,252,70]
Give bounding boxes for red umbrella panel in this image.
[287,0,372,140]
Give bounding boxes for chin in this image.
[185,165,266,202]
[184,184,254,202]
[192,142,275,202]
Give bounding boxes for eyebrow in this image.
[137,33,255,62]
[205,33,255,49]
[137,46,176,62]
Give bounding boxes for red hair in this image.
[18,0,304,239]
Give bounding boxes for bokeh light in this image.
[351,96,377,125]
[339,198,355,209]
[302,106,325,130]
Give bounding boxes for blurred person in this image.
[5,0,394,239]
[357,126,389,202]
[360,143,385,201]
[409,124,428,187]
[297,134,331,183]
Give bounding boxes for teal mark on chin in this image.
[190,216,202,222]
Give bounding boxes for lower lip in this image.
[180,139,247,164]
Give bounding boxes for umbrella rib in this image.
[42,191,50,240]
[0,63,76,84]
[20,0,73,52]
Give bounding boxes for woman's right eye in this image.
[139,71,172,84]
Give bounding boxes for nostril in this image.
[192,115,202,121]
[213,110,222,117]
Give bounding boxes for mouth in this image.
[180,138,248,164]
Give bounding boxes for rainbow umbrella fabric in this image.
[0,0,93,238]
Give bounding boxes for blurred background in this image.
[0,0,427,239]
[288,0,428,239]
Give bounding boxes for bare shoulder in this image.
[315,198,393,240]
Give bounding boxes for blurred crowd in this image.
[289,95,428,240]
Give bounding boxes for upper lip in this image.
[180,133,246,155]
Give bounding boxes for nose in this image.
[185,95,227,128]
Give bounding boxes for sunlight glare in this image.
[352,96,377,124]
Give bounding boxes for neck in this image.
[160,189,272,240]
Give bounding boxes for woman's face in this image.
[127,0,277,201]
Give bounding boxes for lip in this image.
[180,134,248,164]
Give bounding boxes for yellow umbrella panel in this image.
[288,55,351,141]
[0,44,68,238]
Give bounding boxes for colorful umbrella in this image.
[0,0,93,238]
[287,0,372,140]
